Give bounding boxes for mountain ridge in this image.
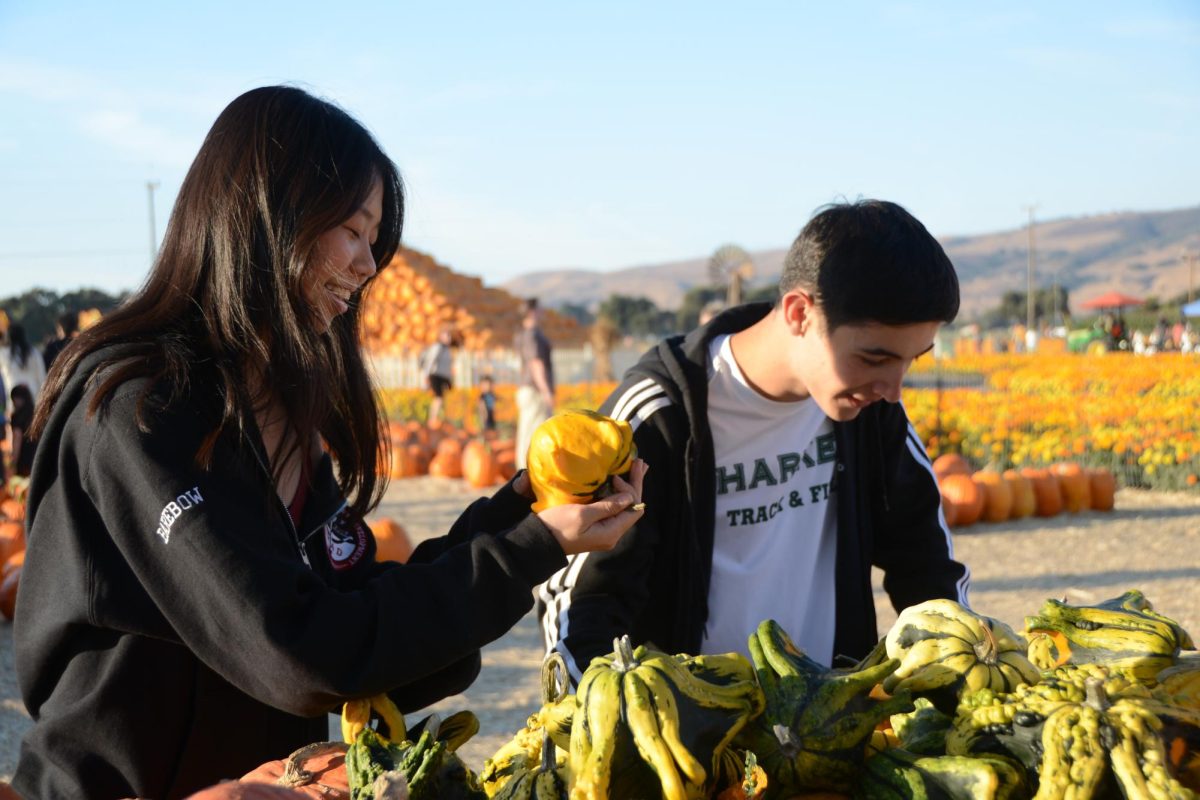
[500,205,1200,320]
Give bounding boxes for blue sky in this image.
[1,1,1197,296]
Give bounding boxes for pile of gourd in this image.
[473,589,1199,800]
[185,589,1198,800]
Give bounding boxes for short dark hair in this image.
[520,297,539,316]
[778,199,959,331]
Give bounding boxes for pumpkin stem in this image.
[542,652,570,704]
[973,619,999,665]
[611,635,639,672]
[772,724,802,759]
[540,730,558,772]
[1084,677,1111,712]
[277,740,349,787]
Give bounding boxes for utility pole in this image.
[1022,204,1038,334]
[147,180,161,264]
[1188,250,1196,305]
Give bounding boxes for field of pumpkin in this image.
[906,352,1200,492]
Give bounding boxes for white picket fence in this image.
[365,345,647,390]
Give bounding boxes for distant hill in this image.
[501,206,1200,320]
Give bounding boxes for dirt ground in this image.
[2,479,1198,783]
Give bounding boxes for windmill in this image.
[708,244,755,306]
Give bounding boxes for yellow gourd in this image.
[527,409,637,512]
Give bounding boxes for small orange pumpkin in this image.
[1020,467,1062,517]
[972,471,1013,523]
[185,781,311,798]
[0,565,20,621]
[237,742,350,800]
[461,439,498,488]
[932,453,971,480]
[3,549,24,580]
[1002,470,1035,519]
[0,521,23,565]
[1087,467,1117,511]
[1050,462,1090,513]
[940,474,983,527]
[0,498,24,522]
[368,517,413,564]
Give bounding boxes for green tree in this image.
[557,302,595,327]
[675,285,725,330]
[597,294,672,337]
[1,286,125,344]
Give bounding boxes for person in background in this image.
[698,300,726,327]
[0,323,47,402]
[538,199,970,681]
[13,85,646,800]
[42,309,80,371]
[514,297,554,468]
[420,326,455,427]
[477,373,497,435]
[7,383,35,477]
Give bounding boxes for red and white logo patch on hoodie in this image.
[323,506,369,570]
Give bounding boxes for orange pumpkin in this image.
[461,439,498,488]
[1020,467,1062,517]
[495,449,518,482]
[185,781,311,799]
[237,742,350,800]
[0,782,21,800]
[406,444,430,476]
[3,549,24,580]
[428,438,464,478]
[1087,467,1117,512]
[939,487,958,528]
[0,498,24,521]
[0,565,19,621]
[368,517,413,564]
[940,474,983,526]
[973,471,1013,523]
[1002,470,1036,519]
[932,453,971,480]
[0,521,23,566]
[1050,462,1090,513]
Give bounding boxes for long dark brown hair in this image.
[32,86,404,515]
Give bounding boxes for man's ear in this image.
[780,289,817,336]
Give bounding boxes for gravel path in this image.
[2,480,1198,782]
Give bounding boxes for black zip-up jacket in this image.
[537,303,970,680]
[14,345,567,800]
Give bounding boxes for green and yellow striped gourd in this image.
[854,748,1028,800]
[734,619,914,797]
[947,664,1200,800]
[882,599,1041,715]
[1025,590,1195,684]
[569,635,764,800]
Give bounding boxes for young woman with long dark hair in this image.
[14,85,644,800]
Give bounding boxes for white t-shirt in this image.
[701,334,839,664]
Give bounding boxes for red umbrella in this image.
[1079,291,1144,310]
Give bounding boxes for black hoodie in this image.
[13,344,566,800]
[536,303,970,681]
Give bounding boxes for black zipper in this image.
[248,444,312,568]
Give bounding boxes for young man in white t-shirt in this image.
[537,199,970,681]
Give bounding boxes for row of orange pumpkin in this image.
[932,453,1116,527]
[383,420,519,487]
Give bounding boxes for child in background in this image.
[8,384,34,477]
[477,374,497,435]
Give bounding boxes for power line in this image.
[0,249,147,259]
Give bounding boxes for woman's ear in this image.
[780,289,816,336]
